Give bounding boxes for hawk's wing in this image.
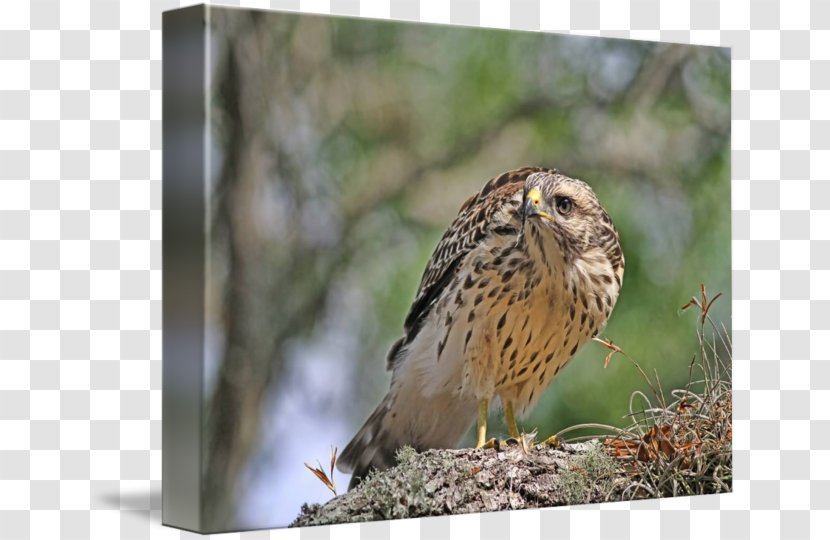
[386,166,554,369]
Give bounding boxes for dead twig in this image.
[304,446,338,496]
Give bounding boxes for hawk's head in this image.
[521,171,623,277]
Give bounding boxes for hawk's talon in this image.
[476,437,500,450]
[541,435,561,447]
[504,437,521,446]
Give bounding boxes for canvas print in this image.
[162,5,731,533]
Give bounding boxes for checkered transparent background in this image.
[0,0,824,538]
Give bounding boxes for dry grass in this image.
[304,446,339,496]
[564,284,732,500]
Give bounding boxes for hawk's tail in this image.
[338,378,477,490]
[337,393,398,490]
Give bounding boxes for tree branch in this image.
[291,434,728,527]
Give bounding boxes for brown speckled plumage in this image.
[338,167,624,488]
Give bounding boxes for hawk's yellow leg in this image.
[476,398,488,447]
[503,400,520,439]
[476,399,497,448]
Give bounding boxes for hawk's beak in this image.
[524,188,555,223]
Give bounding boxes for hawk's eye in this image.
[555,196,573,215]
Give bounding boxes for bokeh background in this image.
[201,8,730,530]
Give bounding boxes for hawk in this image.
[338,167,624,488]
